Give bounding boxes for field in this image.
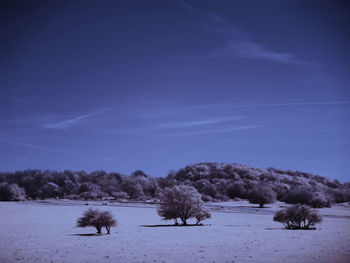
[0,200,350,263]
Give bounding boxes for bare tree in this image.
[273,204,322,230]
[77,208,117,234]
[157,185,211,225]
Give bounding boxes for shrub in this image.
[0,183,26,201]
[327,189,350,203]
[157,185,211,225]
[194,179,217,198]
[66,194,79,200]
[111,191,129,200]
[63,179,75,193]
[200,194,213,202]
[283,188,313,205]
[77,208,117,234]
[121,177,144,200]
[273,204,322,230]
[227,183,246,199]
[0,183,14,201]
[273,184,289,201]
[214,193,229,201]
[309,192,331,208]
[195,208,211,225]
[79,191,99,200]
[213,178,231,196]
[247,185,276,208]
[259,173,277,182]
[39,182,62,199]
[284,188,331,208]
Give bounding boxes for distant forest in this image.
[1,162,349,207]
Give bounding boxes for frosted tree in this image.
[157,185,210,225]
[247,185,276,208]
[77,209,117,234]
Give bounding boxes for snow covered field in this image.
[0,200,349,263]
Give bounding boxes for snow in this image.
[0,200,349,263]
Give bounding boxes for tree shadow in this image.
[140,224,207,227]
[225,224,251,227]
[234,205,272,209]
[71,233,104,236]
[264,227,282,230]
[285,228,317,231]
[264,227,317,231]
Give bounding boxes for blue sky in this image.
[1,0,349,181]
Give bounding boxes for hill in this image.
[0,163,349,207]
[169,162,350,207]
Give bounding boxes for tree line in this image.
[1,162,349,207]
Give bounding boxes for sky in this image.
[1,0,349,181]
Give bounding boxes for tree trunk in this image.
[259,203,264,208]
[195,219,200,225]
[106,226,110,234]
[174,218,178,226]
[96,226,102,234]
[181,218,187,225]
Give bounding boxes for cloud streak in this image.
[153,125,262,137]
[0,139,74,154]
[224,100,350,109]
[105,100,348,136]
[149,116,244,130]
[43,108,113,130]
[0,139,122,167]
[212,40,308,65]
[118,101,350,118]
[43,114,91,130]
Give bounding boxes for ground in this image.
[0,200,349,263]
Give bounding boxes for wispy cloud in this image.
[139,100,350,112]
[0,139,74,154]
[105,100,349,136]
[224,100,350,109]
[43,107,113,130]
[0,139,123,166]
[43,114,91,130]
[209,40,310,65]
[179,2,311,65]
[18,83,91,90]
[153,125,262,137]
[118,100,350,117]
[149,116,244,130]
